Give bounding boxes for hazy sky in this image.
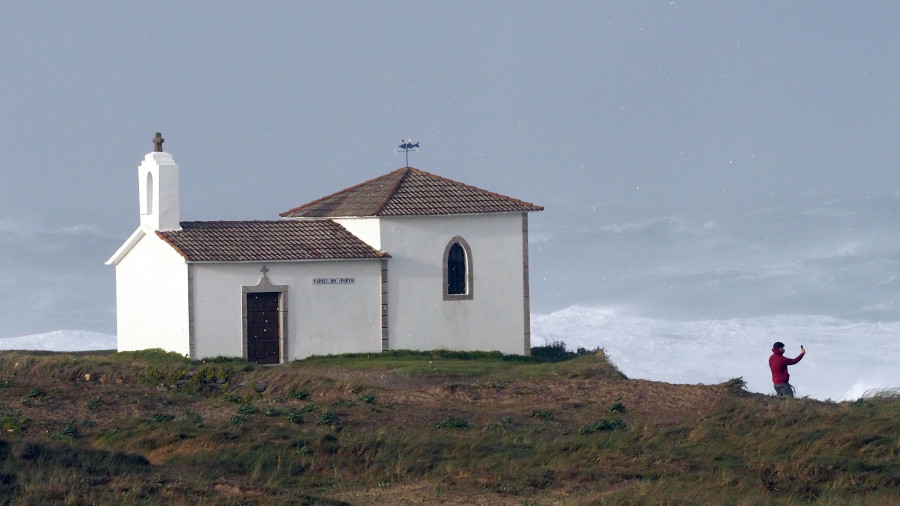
[2,2,898,337]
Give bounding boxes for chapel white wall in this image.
[380,213,527,355]
[334,218,382,250]
[114,233,190,355]
[190,260,383,361]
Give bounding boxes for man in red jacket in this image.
[769,341,806,397]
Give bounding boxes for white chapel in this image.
[107,135,543,363]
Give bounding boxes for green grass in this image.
[296,345,622,383]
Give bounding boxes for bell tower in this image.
[138,132,180,231]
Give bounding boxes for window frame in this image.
[443,236,473,300]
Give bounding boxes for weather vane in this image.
[395,139,419,167]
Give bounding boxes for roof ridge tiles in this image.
[373,167,412,215]
[279,166,543,218]
[278,168,409,218]
[408,168,543,209]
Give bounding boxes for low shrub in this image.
[26,388,46,399]
[289,389,311,400]
[529,410,553,420]
[434,418,468,430]
[221,392,242,403]
[487,417,515,432]
[530,341,571,362]
[50,419,80,439]
[120,348,190,363]
[281,407,305,424]
[178,410,203,426]
[723,377,748,395]
[0,406,28,433]
[531,341,601,363]
[237,405,258,415]
[579,418,626,434]
[139,367,167,386]
[150,414,175,423]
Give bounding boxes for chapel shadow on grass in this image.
[0,437,151,502]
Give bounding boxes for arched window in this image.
[443,236,473,300]
[144,172,154,215]
[447,243,466,294]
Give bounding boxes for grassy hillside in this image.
[1,345,898,505]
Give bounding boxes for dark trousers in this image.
[774,383,794,397]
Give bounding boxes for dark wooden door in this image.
[247,292,280,364]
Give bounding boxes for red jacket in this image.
[769,348,804,384]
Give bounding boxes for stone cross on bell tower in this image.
[153,132,165,152]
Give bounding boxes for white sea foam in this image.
[0,330,116,352]
[532,305,900,402]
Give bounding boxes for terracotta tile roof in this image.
[279,167,544,218]
[157,220,387,262]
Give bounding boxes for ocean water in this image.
[529,192,900,323]
[528,191,900,401]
